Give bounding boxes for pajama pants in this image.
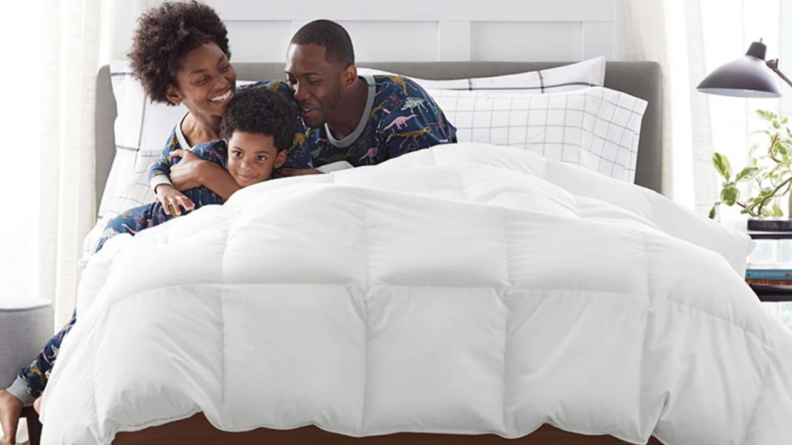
[96,203,171,252]
[7,311,77,403]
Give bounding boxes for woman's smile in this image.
[209,89,233,104]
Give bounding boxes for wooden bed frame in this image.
[24,408,664,444]
[113,413,664,445]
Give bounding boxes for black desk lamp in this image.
[697,39,791,97]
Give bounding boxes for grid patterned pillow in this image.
[428,87,648,182]
[357,56,606,94]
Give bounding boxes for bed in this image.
[37,61,792,445]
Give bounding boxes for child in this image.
[97,88,298,251]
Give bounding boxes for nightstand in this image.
[0,298,52,445]
[747,230,792,302]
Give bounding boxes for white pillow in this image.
[357,57,606,94]
[428,87,647,183]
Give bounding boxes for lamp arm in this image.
[766,59,792,89]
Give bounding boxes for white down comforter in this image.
[41,143,792,445]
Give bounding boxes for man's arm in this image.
[380,81,457,160]
[381,117,454,160]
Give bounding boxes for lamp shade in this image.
[696,41,781,98]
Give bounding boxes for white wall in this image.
[187,0,623,64]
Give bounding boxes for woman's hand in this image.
[169,149,207,191]
[276,168,323,178]
[155,184,195,216]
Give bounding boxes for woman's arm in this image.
[169,150,241,201]
[149,142,177,193]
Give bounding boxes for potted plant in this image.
[710,110,792,220]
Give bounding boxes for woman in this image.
[130,1,316,212]
[0,3,312,443]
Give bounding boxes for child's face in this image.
[226,131,288,188]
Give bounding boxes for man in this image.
[280,19,457,175]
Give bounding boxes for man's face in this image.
[285,44,346,128]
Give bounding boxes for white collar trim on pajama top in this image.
[325,75,377,149]
[175,112,193,151]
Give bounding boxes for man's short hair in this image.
[290,19,355,67]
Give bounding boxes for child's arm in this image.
[169,143,241,201]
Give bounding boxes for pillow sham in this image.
[427,87,647,183]
[357,56,606,94]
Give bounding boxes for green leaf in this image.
[773,203,785,217]
[709,202,720,219]
[712,152,732,181]
[770,160,791,175]
[735,166,760,182]
[760,187,774,197]
[720,186,740,206]
[760,207,774,217]
[757,110,775,120]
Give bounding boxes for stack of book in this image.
[746,264,792,288]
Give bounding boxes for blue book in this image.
[746,269,792,280]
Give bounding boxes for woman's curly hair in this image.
[128,1,230,105]
[220,89,299,152]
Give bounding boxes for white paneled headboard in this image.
[189,0,623,63]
